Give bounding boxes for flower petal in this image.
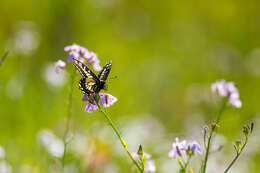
[99,93,118,107]
[85,103,98,113]
[82,94,88,102]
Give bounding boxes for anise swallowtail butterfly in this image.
[73,59,112,95]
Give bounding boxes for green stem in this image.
[224,136,248,173]
[183,155,191,170]
[202,98,227,173]
[97,104,143,173]
[179,155,191,173]
[203,131,207,150]
[62,70,76,171]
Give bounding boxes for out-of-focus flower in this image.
[82,93,117,113]
[5,75,25,100]
[37,130,64,158]
[43,63,66,88]
[187,141,202,155]
[168,138,187,159]
[84,51,102,71]
[145,160,156,172]
[0,146,6,159]
[211,80,242,108]
[131,152,156,172]
[6,21,39,56]
[64,44,102,71]
[211,80,228,97]
[131,152,151,160]
[55,60,66,73]
[0,161,12,173]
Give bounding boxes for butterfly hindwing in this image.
[98,60,112,82]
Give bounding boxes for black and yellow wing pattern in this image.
[73,59,112,95]
[98,60,112,82]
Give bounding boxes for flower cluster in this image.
[56,44,118,113]
[131,152,156,172]
[64,44,101,71]
[168,138,202,159]
[82,93,118,113]
[211,80,242,108]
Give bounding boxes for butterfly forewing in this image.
[98,60,112,82]
[73,59,99,80]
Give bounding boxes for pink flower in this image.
[211,80,242,108]
[64,44,102,71]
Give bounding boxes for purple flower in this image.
[203,125,209,134]
[82,94,88,102]
[187,141,202,155]
[85,103,98,112]
[82,93,117,113]
[64,44,102,71]
[55,60,66,73]
[169,138,202,159]
[168,138,187,159]
[131,152,155,172]
[67,52,81,62]
[64,45,82,62]
[211,80,242,108]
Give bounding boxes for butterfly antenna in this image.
[106,76,118,84]
[109,76,118,80]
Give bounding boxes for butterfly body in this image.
[73,59,112,95]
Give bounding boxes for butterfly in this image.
[73,59,112,96]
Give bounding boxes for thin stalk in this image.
[0,51,9,67]
[203,132,207,150]
[202,99,227,173]
[97,104,143,173]
[224,136,248,173]
[179,155,191,173]
[184,155,191,170]
[62,70,76,171]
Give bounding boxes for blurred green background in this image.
[0,0,260,172]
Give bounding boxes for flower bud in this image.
[138,145,144,158]
[250,122,254,133]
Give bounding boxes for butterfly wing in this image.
[73,59,100,94]
[98,60,112,82]
[73,59,99,80]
